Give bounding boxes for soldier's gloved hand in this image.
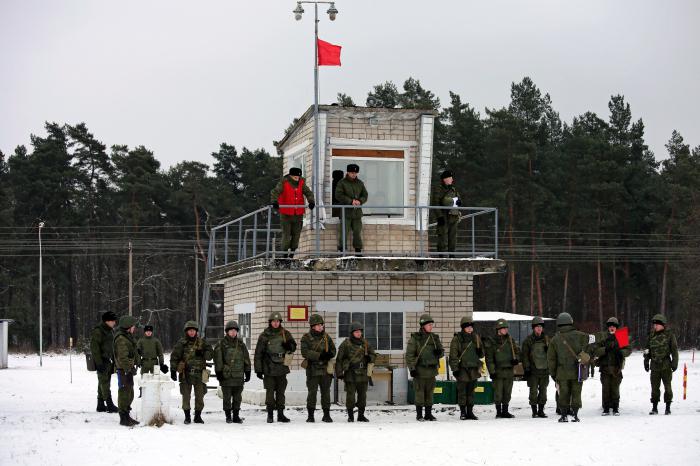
[336,372,344,380]
[244,371,251,382]
[643,358,650,372]
[436,217,445,226]
[272,201,280,210]
[433,349,442,357]
[194,349,204,357]
[215,371,223,382]
[511,358,519,366]
[256,372,264,380]
[523,369,531,379]
[452,369,461,378]
[95,363,105,373]
[160,364,169,373]
[410,369,417,378]
[319,350,332,361]
[170,369,178,381]
[308,201,315,210]
[282,341,294,351]
[672,366,678,372]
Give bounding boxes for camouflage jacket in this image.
[547,325,590,381]
[114,329,138,374]
[89,322,114,367]
[430,182,461,218]
[593,332,631,372]
[334,176,368,219]
[301,330,337,378]
[521,333,550,374]
[336,336,376,383]
[448,331,483,382]
[645,329,679,372]
[136,336,164,367]
[170,336,213,382]
[485,333,520,379]
[406,330,444,378]
[254,326,296,376]
[214,335,251,387]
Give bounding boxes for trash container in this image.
[473,380,494,405]
[407,380,456,405]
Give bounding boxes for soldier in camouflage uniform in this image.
[254,311,297,423]
[547,312,590,422]
[430,170,462,255]
[113,315,140,427]
[214,320,251,424]
[335,164,368,254]
[448,314,483,420]
[644,314,679,415]
[90,311,119,413]
[485,318,520,418]
[301,313,337,423]
[336,321,377,422]
[170,320,213,424]
[136,325,168,375]
[270,167,315,258]
[521,316,550,418]
[406,314,444,421]
[593,317,631,415]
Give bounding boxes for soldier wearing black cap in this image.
[90,311,119,413]
[136,325,167,375]
[334,164,368,255]
[270,167,315,258]
[430,170,462,256]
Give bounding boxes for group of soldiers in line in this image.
[90,309,679,427]
[270,166,463,257]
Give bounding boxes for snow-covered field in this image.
[1,351,698,466]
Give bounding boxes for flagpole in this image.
[313,2,320,256]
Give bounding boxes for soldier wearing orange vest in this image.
[271,167,315,258]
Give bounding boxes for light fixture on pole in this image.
[293,1,340,256]
[38,221,44,367]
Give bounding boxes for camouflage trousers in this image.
[457,379,477,407]
[344,380,368,410]
[414,377,436,407]
[264,374,288,410]
[650,368,673,403]
[600,367,623,408]
[280,214,303,252]
[96,367,113,401]
[222,385,244,411]
[337,215,363,251]
[116,370,134,413]
[557,379,582,410]
[493,376,514,404]
[180,380,206,411]
[306,374,333,411]
[527,373,549,405]
[139,358,158,375]
[436,215,459,253]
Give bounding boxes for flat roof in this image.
[473,312,553,322]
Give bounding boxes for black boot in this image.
[649,402,658,415]
[357,408,369,422]
[416,405,424,421]
[125,411,139,426]
[602,406,610,416]
[466,404,478,420]
[277,408,290,423]
[531,404,538,418]
[231,409,243,424]
[119,411,129,426]
[571,408,580,422]
[225,409,232,424]
[306,408,315,423]
[105,397,119,413]
[665,402,672,415]
[537,404,547,418]
[354,249,362,257]
[613,402,620,416]
[184,409,191,424]
[424,406,436,421]
[267,408,274,423]
[555,406,561,415]
[558,408,568,423]
[495,403,502,418]
[501,404,514,418]
[96,398,107,413]
[322,409,333,423]
[459,405,467,420]
[194,410,204,424]
[347,408,354,422]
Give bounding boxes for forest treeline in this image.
[1,77,698,350]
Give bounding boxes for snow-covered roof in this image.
[472,312,553,322]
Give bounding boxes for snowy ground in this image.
[1,351,698,466]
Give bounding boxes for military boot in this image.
[357,408,369,422]
[194,410,204,424]
[416,406,424,421]
[184,409,192,424]
[537,404,547,418]
[612,402,620,416]
[347,408,355,422]
[500,404,514,418]
[105,397,119,413]
[459,405,467,420]
[277,409,290,423]
[125,412,139,426]
[96,398,107,413]
[267,408,274,423]
[571,408,580,422]
[321,409,333,423]
[466,405,478,420]
[231,409,243,424]
[355,249,362,257]
[558,408,568,423]
[424,406,436,421]
[664,402,672,415]
[119,411,129,426]
[225,410,233,424]
[495,403,502,418]
[649,402,658,415]
[306,408,315,423]
[602,406,610,416]
[531,405,538,418]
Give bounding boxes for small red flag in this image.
[317,39,341,66]
[615,326,630,348]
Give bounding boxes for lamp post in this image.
[293,1,338,256]
[38,221,44,367]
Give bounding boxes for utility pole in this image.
[195,245,199,322]
[38,222,44,367]
[128,241,133,316]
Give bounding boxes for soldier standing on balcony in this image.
[335,164,368,255]
[430,170,462,256]
[271,167,315,259]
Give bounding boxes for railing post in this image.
[238,219,243,261]
[224,224,229,265]
[418,206,424,257]
[494,208,499,259]
[252,212,258,258]
[265,206,272,259]
[471,215,476,258]
[342,206,346,256]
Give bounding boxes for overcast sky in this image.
[1,0,698,169]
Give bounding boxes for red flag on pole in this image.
[317,39,342,66]
[615,326,630,348]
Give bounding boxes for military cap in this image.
[606,317,620,327]
[183,320,199,332]
[309,314,324,326]
[268,311,283,322]
[144,324,154,332]
[350,321,363,333]
[532,316,545,327]
[346,163,360,173]
[419,314,434,326]
[556,312,573,326]
[225,320,239,331]
[102,311,118,323]
[651,314,667,325]
[460,314,474,329]
[441,170,453,180]
[289,167,302,177]
[119,315,138,329]
[495,318,509,330]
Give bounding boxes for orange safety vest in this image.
[278,178,306,216]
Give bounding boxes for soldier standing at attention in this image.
[90,311,119,413]
[336,321,376,422]
[136,325,168,375]
[644,314,679,415]
[254,311,297,423]
[547,312,590,422]
[430,170,462,256]
[114,315,139,427]
[594,317,631,415]
[270,167,315,259]
[214,320,251,424]
[170,321,213,424]
[521,316,550,418]
[485,318,520,418]
[301,314,337,423]
[406,314,444,421]
[334,164,368,255]
[449,314,483,420]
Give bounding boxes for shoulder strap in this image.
[458,337,473,362]
[416,333,433,360]
[560,335,579,359]
[508,336,516,358]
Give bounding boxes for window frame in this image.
[337,311,405,354]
